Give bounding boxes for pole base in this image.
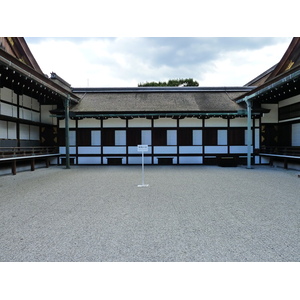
[138,184,149,187]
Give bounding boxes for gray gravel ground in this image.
[0,165,299,261]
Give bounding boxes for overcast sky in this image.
[25,37,292,88]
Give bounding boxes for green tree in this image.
[138,78,199,87]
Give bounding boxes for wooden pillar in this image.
[31,159,35,171]
[46,157,50,168]
[12,160,17,175]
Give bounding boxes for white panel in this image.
[167,130,177,145]
[59,119,76,128]
[179,118,202,127]
[205,118,227,127]
[255,156,260,164]
[255,119,260,127]
[204,146,227,154]
[292,123,300,146]
[179,146,202,154]
[103,147,126,154]
[1,87,13,102]
[255,128,260,149]
[0,120,7,138]
[59,147,76,155]
[261,104,278,123]
[23,108,32,120]
[32,98,40,111]
[1,102,13,116]
[12,92,17,104]
[20,124,30,139]
[179,156,203,164]
[32,111,40,122]
[154,118,177,127]
[115,130,126,145]
[142,130,151,145]
[69,131,76,146]
[230,118,247,127]
[78,118,100,128]
[12,106,18,118]
[193,130,202,145]
[128,118,151,127]
[41,105,55,125]
[30,126,39,140]
[218,130,227,145]
[22,95,32,108]
[7,122,17,139]
[78,157,101,164]
[128,156,152,164]
[128,146,152,154]
[278,94,300,107]
[91,130,101,145]
[103,118,126,128]
[230,146,250,154]
[154,146,177,154]
[78,147,101,154]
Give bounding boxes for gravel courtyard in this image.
[0,165,299,262]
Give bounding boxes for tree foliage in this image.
[138,78,199,87]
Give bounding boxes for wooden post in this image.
[12,160,17,175]
[31,159,35,171]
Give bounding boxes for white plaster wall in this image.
[91,131,101,145]
[78,157,101,164]
[154,118,177,127]
[0,87,17,104]
[20,124,29,139]
[193,130,202,145]
[179,118,202,127]
[78,147,101,154]
[103,147,126,154]
[128,146,152,154]
[128,118,151,127]
[59,118,76,128]
[0,120,7,138]
[78,118,101,128]
[261,104,278,123]
[103,118,126,128]
[22,95,32,108]
[204,146,227,154]
[292,123,300,146]
[7,122,17,139]
[128,156,152,164]
[41,105,56,125]
[154,146,177,154]
[59,147,76,155]
[229,118,247,127]
[255,128,260,149]
[204,118,227,127]
[30,125,39,140]
[230,146,251,153]
[179,156,203,164]
[278,94,300,107]
[179,146,202,154]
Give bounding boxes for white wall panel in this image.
[32,98,40,111]
[32,111,40,122]
[1,102,13,116]
[179,146,202,154]
[230,146,250,153]
[167,130,177,145]
[255,128,260,149]
[230,118,247,127]
[154,118,177,127]
[261,104,278,123]
[204,146,227,154]
[91,130,101,145]
[205,118,227,127]
[1,87,13,102]
[78,157,101,164]
[193,130,202,145]
[292,123,300,146]
[0,120,7,138]
[78,118,101,128]
[103,118,126,128]
[59,118,76,128]
[103,147,126,154]
[278,94,300,107]
[218,130,227,145]
[69,131,76,146]
[142,130,151,145]
[23,108,32,120]
[179,118,202,127]
[20,124,30,139]
[128,156,152,164]
[7,122,17,139]
[154,146,177,154]
[30,126,39,140]
[115,130,126,145]
[78,147,101,154]
[179,156,203,164]
[128,146,152,154]
[128,118,151,127]
[22,95,32,108]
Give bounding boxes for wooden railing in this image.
[260,146,300,157]
[0,146,58,159]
